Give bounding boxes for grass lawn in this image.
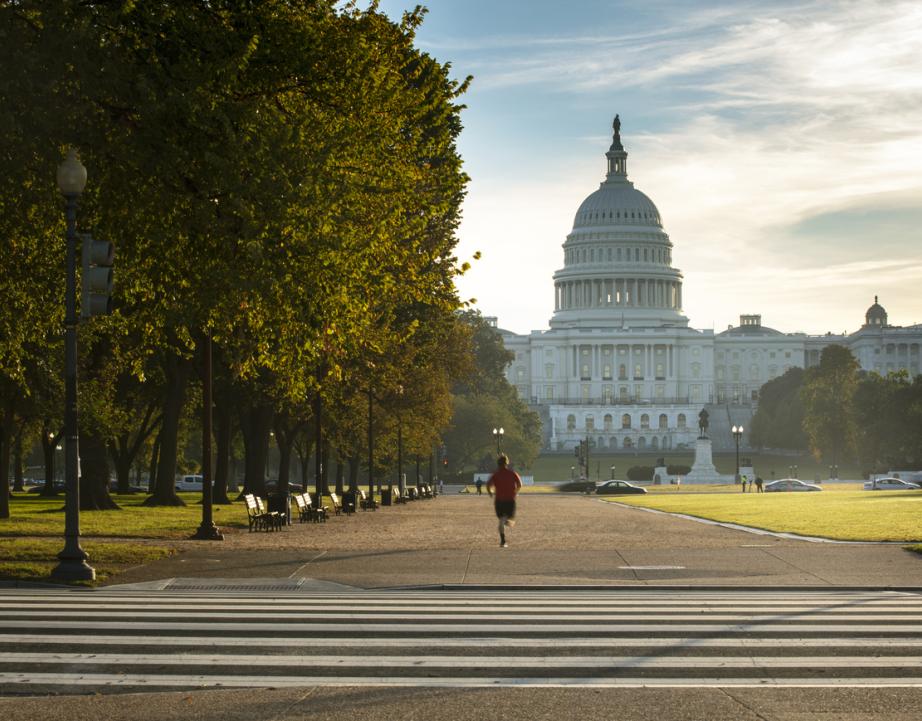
[0,538,176,585]
[1,491,249,539]
[608,489,922,542]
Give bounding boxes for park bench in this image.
[419,483,433,499]
[407,486,419,501]
[244,493,276,532]
[305,492,329,522]
[294,492,324,523]
[255,495,284,531]
[328,491,347,516]
[394,487,408,504]
[358,489,378,510]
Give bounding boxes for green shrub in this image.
[627,466,654,481]
[667,464,691,475]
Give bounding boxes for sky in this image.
[374,0,922,336]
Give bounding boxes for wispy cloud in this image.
[448,0,922,334]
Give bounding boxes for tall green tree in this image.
[801,345,859,466]
[749,368,808,450]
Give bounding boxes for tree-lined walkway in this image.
[101,495,922,589]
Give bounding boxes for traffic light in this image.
[80,233,114,318]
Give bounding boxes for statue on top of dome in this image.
[613,114,621,137]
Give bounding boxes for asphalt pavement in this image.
[4,492,922,720]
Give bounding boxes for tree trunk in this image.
[212,399,232,504]
[111,434,133,492]
[335,455,344,495]
[277,431,293,489]
[294,430,313,493]
[348,456,360,491]
[321,440,330,494]
[12,427,24,492]
[148,429,161,494]
[239,402,272,498]
[0,399,12,517]
[145,356,190,507]
[79,430,119,510]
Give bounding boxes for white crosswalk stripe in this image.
[1,588,921,690]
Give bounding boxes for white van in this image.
[175,475,203,492]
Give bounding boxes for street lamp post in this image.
[51,149,95,582]
[193,334,223,540]
[793,464,798,479]
[610,465,616,480]
[731,425,744,484]
[492,427,504,454]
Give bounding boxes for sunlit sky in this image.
[375,0,922,336]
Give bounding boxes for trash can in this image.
[342,490,357,514]
[268,492,291,526]
[381,486,393,506]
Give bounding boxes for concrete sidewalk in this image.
[103,494,922,590]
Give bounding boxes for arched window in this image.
[623,437,633,449]
[585,415,595,431]
[621,413,631,430]
[638,436,646,449]
[640,414,650,429]
[567,414,576,431]
[658,414,668,430]
[651,437,659,449]
[619,364,627,380]
[677,413,686,429]
[603,414,613,431]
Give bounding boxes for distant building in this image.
[498,118,922,453]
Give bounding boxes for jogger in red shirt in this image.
[486,454,522,548]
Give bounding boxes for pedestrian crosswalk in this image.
[1,587,921,691]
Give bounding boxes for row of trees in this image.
[750,345,922,475]
[0,1,540,519]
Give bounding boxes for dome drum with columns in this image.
[497,117,922,455]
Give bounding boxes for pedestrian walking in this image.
[755,476,763,493]
[475,478,483,495]
[438,478,444,495]
[748,477,754,492]
[486,454,522,548]
[741,474,747,492]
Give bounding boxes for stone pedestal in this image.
[685,437,722,483]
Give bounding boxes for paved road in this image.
[3,587,922,692]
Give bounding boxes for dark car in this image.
[27,482,65,493]
[595,480,647,495]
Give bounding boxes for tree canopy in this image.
[0,1,474,517]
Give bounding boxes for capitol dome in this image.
[550,115,687,330]
[574,186,662,229]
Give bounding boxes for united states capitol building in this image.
[495,117,922,453]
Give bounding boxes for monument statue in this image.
[612,114,621,136]
[698,409,709,437]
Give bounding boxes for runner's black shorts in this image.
[494,499,516,519]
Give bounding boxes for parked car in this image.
[595,480,647,495]
[863,477,921,491]
[763,478,822,492]
[175,474,204,492]
[28,482,65,493]
[268,480,303,493]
